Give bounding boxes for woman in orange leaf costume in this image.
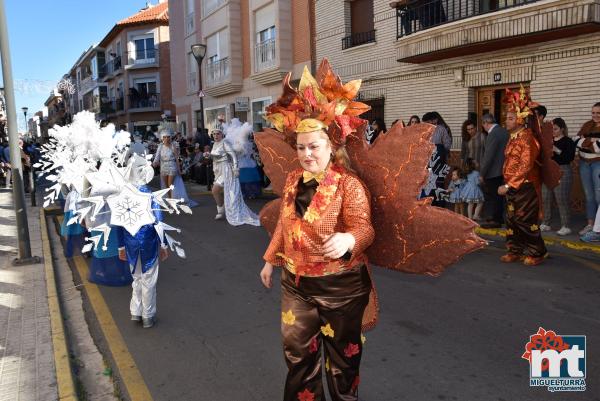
[257,59,485,401]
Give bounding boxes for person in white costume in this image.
[210,126,260,226]
[118,155,168,328]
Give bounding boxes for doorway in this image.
[476,83,529,129]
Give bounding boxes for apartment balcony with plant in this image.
[393,0,600,63]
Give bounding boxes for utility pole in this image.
[0,0,39,265]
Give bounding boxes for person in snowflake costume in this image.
[37,112,191,329]
[256,60,485,401]
[118,155,169,329]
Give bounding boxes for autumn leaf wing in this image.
[255,129,299,235]
[345,123,486,275]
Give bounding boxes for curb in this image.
[40,208,78,401]
[475,227,600,256]
[55,215,154,401]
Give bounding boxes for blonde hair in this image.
[316,130,354,171]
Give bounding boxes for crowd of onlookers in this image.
[366,101,600,243]
[3,101,600,243]
[0,137,40,192]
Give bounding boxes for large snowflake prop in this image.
[107,185,154,236]
[36,111,192,258]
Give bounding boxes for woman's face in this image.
[409,117,419,125]
[296,130,332,174]
[592,106,600,124]
[466,124,477,137]
[162,135,171,144]
[451,170,459,181]
[552,123,564,138]
[213,131,223,142]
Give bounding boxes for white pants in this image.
[130,259,159,319]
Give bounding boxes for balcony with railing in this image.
[100,56,123,79]
[254,39,277,73]
[100,100,114,115]
[128,92,161,111]
[79,76,98,95]
[342,30,376,50]
[394,0,600,63]
[206,57,230,87]
[126,47,159,69]
[100,97,125,115]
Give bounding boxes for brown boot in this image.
[500,253,523,263]
[523,256,545,266]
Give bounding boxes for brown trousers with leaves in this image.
[281,265,371,401]
[505,182,547,257]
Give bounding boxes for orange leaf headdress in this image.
[263,59,370,149]
[504,84,539,125]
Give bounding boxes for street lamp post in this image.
[0,0,38,265]
[22,106,35,206]
[22,106,27,136]
[191,44,207,134]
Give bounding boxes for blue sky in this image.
[1,0,150,130]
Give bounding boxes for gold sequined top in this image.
[264,164,375,280]
[503,128,541,190]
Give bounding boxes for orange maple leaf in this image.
[344,343,360,358]
[297,388,315,401]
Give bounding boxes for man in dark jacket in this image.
[480,114,509,228]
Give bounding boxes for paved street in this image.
[66,195,600,401]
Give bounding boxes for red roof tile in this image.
[117,1,169,26]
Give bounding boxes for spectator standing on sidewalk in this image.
[1,140,10,188]
[574,102,600,236]
[479,114,509,228]
[460,119,485,167]
[408,115,420,126]
[539,118,576,235]
[368,118,387,145]
[581,205,600,242]
[462,158,485,221]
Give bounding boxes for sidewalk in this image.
[0,188,60,401]
[476,212,600,257]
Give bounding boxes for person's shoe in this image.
[500,253,523,263]
[131,315,142,322]
[481,221,502,229]
[215,205,225,220]
[523,255,545,266]
[539,224,552,232]
[556,226,572,236]
[142,317,155,329]
[579,224,593,236]
[581,230,600,243]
